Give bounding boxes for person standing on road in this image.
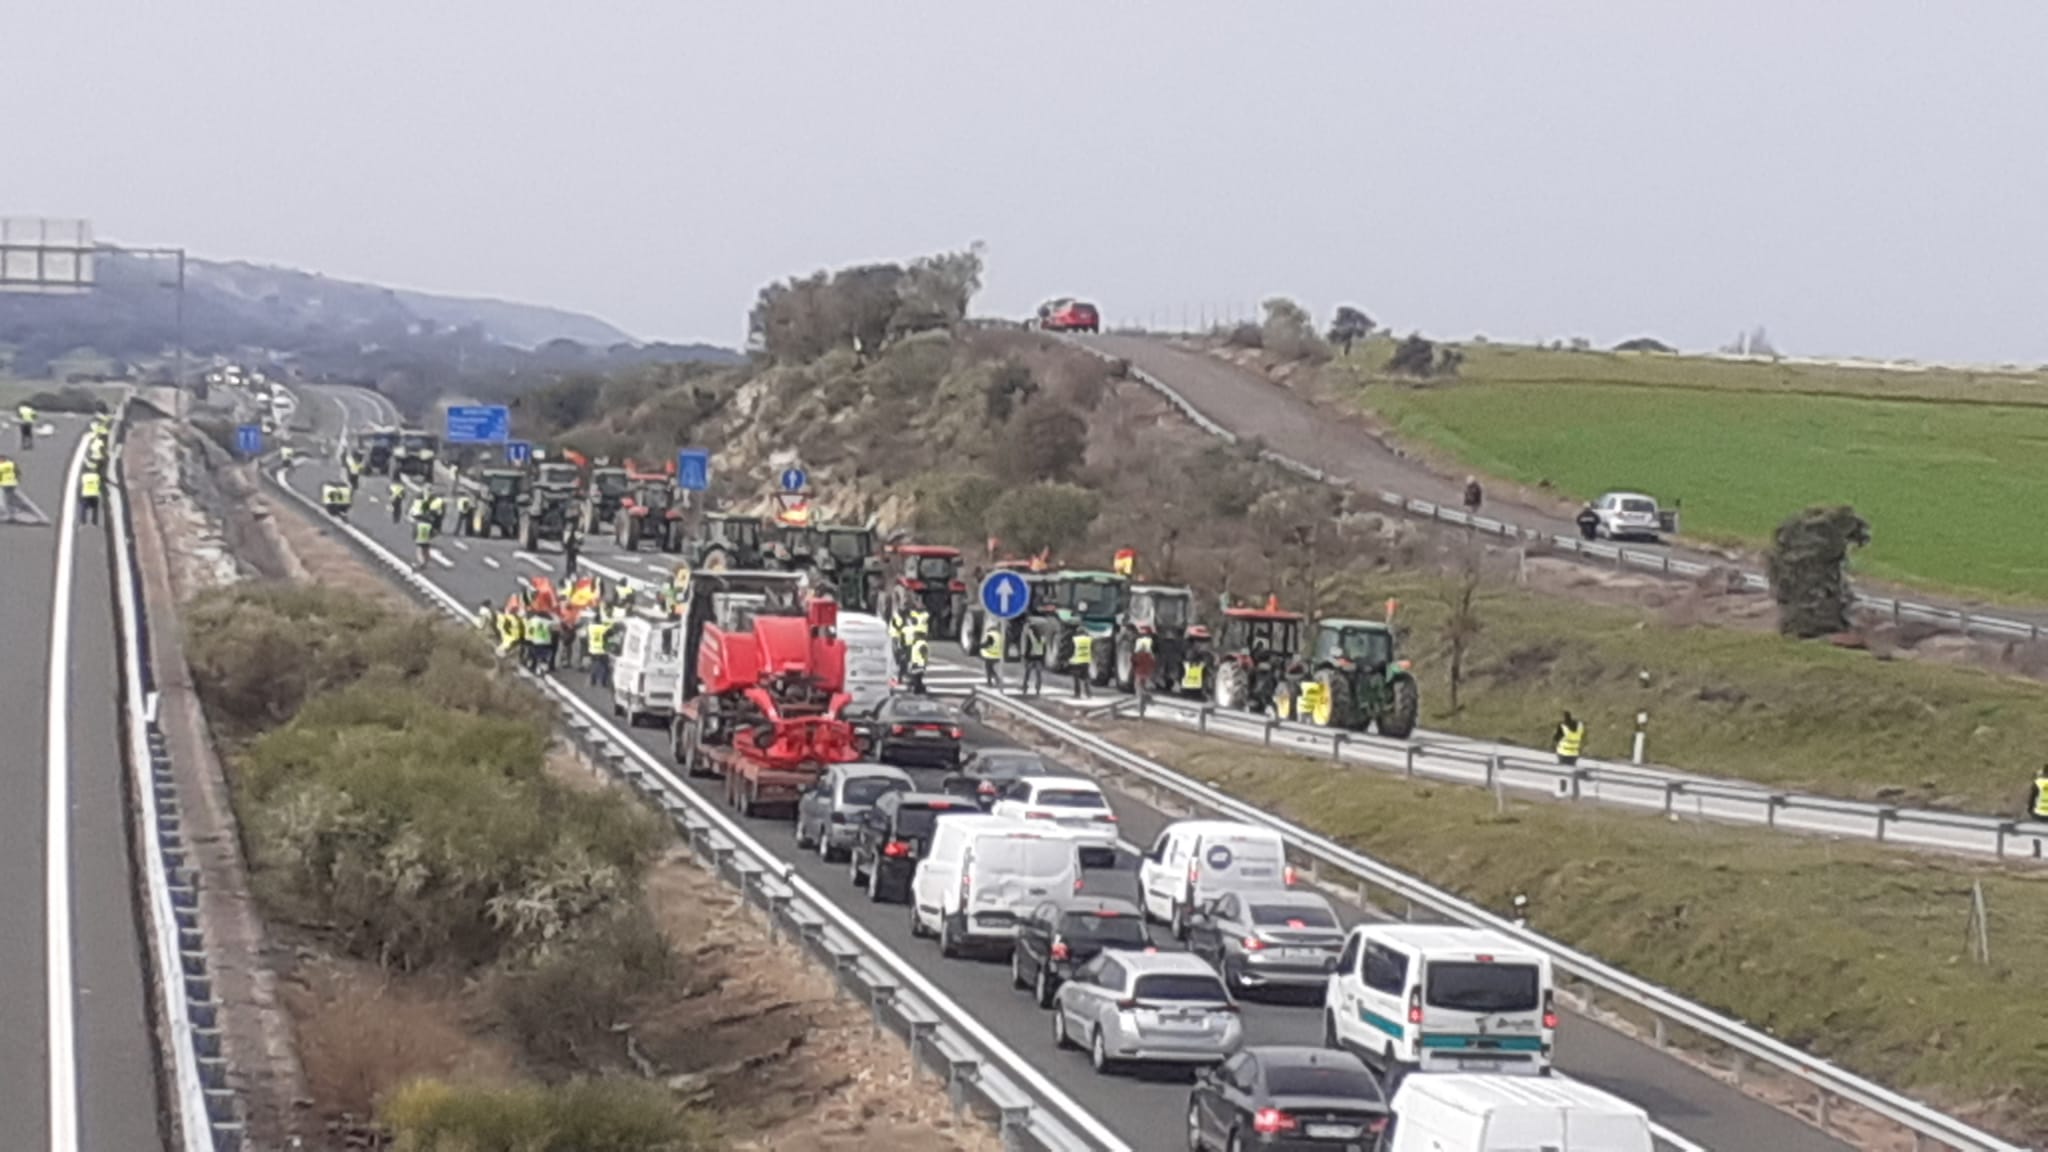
[1066,618,1094,699]
[412,515,435,569]
[475,600,498,632]
[77,467,102,525]
[1021,619,1047,696]
[563,525,582,579]
[16,403,36,450]
[586,614,615,688]
[1463,476,1483,515]
[889,604,908,679]
[1576,502,1600,541]
[2027,768,2048,822]
[907,632,930,695]
[389,479,407,524]
[0,451,44,524]
[1131,628,1156,706]
[1553,711,1586,766]
[979,620,1004,687]
[497,604,525,658]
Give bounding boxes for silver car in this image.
[1184,890,1345,996]
[1052,951,1243,1073]
[794,763,913,862]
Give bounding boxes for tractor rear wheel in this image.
[703,547,730,572]
[1316,668,1357,730]
[1378,676,1420,739]
[1091,638,1115,686]
[622,515,642,551]
[957,610,978,652]
[520,514,539,551]
[1214,661,1247,711]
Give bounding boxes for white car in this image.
[1590,492,1665,542]
[989,776,1121,866]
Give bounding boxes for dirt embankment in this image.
[135,398,995,1151]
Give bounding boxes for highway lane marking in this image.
[482,556,501,569]
[450,540,469,551]
[45,429,89,1152]
[431,551,456,569]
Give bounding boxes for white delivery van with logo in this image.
[1136,819,1294,939]
[1385,1072,1653,1152]
[1326,924,1555,1077]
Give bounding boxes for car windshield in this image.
[1035,788,1106,809]
[1265,1062,1379,1100]
[1250,903,1339,928]
[1339,630,1393,665]
[1149,595,1190,629]
[842,776,907,806]
[1426,961,1542,1013]
[485,474,522,495]
[1621,498,1657,515]
[1132,974,1229,1003]
[1056,580,1125,617]
[976,754,1046,779]
[916,556,957,580]
[1062,910,1150,946]
[890,699,951,721]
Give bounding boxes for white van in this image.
[1136,820,1294,939]
[1386,1073,1653,1152]
[1326,925,1555,1077]
[612,613,682,727]
[836,611,893,716]
[910,815,1082,957]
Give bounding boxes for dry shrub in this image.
[290,967,479,1120]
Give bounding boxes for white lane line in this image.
[515,552,551,572]
[431,551,456,569]
[482,556,501,570]
[450,540,469,551]
[46,430,89,1152]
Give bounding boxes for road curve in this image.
[274,384,1855,1152]
[0,416,164,1151]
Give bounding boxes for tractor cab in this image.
[592,466,632,500]
[818,525,880,609]
[392,429,440,480]
[1213,605,1305,714]
[1286,619,1419,737]
[584,465,632,527]
[358,428,398,473]
[889,544,966,637]
[1047,571,1129,686]
[1116,584,1197,692]
[693,513,764,570]
[616,474,685,552]
[767,523,823,572]
[463,468,529,539]
[534,460,584,493]
[1311,620,1397,671]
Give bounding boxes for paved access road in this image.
[0,416,164,1151]
[280,386,1851,1152]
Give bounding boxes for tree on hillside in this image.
[1439,544,1486,713]
[1386,333,1440,377]
[894,243,986,336]
[1766,505,1871,638]
[1327,306,1374,354]
[996,400,1088,483]
[1614,336,1675,353]
[985,483,1100,556]
[982,357,1038,423]
[827,264,906,354]
[1260,297,1331,363]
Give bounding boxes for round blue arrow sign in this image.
[980,571,1031,620]
[780,466,807,492]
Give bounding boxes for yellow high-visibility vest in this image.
[1070,634,1094,668]
[1556,722,1586,758]
[0,460,17,488]
[908,638,929,670]
[587,621,612,655]
[980,626,1004,660]
[80,471,102,498]
[1182,662,1205,690]
[2033,778,2048,820]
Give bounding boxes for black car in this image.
[941,746,1053,809]
[1188,1046,1390,1152]
[1009,895,1150,1007]
[872,695,965,769]
[846,791,972,903]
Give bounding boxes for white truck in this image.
[1385,1073,1653,1152]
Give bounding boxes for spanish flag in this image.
[1112,548,1136,577]
[776,502,813,527]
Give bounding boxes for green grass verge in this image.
[1333,570,2048,815]
[1331,341,2048,601]
[1107,722,2046,1141]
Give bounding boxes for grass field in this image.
[1332,342,2048,601]
[1326,570,2048,815]
[1107,723,2048,1143]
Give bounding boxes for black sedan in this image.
[846,791,973,903]
[941,746,1052,809]
[1009,895,1151,1007]
[1188,1046,1389,1152]
[872,695,965,769]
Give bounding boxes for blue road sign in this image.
[678,448,711,492]
[444,404,510,445]
[235,424,263,456]
[980,571,1032,621]
[505,440,532,465]
[780,465,807,492]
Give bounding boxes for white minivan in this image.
[1385,1072,1653,1152]
[612,614,682,727]
[1137,820,1294,939]
[910,815,1083,958]
[1325,924,1556,1077]
[836,610,893,716]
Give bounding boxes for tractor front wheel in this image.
[1316,668,1357,730]
[1378,676,1420,739]
[1114,635,1135,693]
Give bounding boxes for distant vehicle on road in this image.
[1010,895,1150,1007]
[1035,298,1101,334]
[1589,491,1670,542]
[848,791,972,904]
[989,775,1121,866]
[1187,1046,1390,1152]
[1184,889,1345,997]
[1385,1072,1652,1152]
[794,762,912,862]
[871,695,965,770]
[942,747,1053,808]
[1052,950,1243,1073]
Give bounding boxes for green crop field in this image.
[1334,343,2048,601]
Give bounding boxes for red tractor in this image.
[615,468,686,552]
[886,543,967,638]
[1211,601,1306,715]
[670,573,860,817]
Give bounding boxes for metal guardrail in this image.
[1120,694,2048,862]
[107,408,243,1150]
[974,690,2032,1152]
[1063,338,2048,644]
[264,450,1129,1152]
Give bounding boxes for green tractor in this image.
[1045,570,1129,685]
[581,464,632,533]
[461,468,529,538]
[519,462,583,551]
[817,524,882,610]
[1281,618,1420,739]
[688,512,765,571]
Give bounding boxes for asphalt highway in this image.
[281,385,1854,1152]
[0,415,163,1151]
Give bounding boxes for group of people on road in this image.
[0,404,112,527]
[477,573,630,685]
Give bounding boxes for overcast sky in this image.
[9,2,2045,361]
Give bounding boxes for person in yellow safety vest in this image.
[90,413,109,438]
[346,450,364,487]
[1180,649,1207,696]
[410,491,430,523]
[586,615,615,688]
[455,489,475,529]
[412,516,435,569]
[497,606,525,657]
[2028,769,2048,821]
[979,621,1004,687]
[389,479,407,523]
[906,633,930,695]
[16,403,36,450]
[1553,711,1586,766]
[86,433,107,469]
[278,443,296,468]
[1020,620,1048,696]
[320,480,353,518]
[427,492,447,534]
[475,600,497,632]
[0,452,37,524]
[908,607,930,642]
[524,611,558,674]
[1066,619,1094,699]
[77,467,103,526]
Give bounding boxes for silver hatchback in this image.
[1052,951,1243,1073]
[795,763,913,862]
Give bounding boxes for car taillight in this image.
[1408,987,1423,1025]
[947,726,962,739]
[1073,875,1084,892]
[1544,989,1558,1030]
[1114,998,1137,1011]
[1241,936,1265,952]
[883,840,911,858]
[1284,865,1298,886]
[1369,1117,1389,1134]
[978,781,996,795]
[1051,938,1069,961]
[1253,1108,1297,1135]
[1095,812,1117,822]
[890,724,908,735]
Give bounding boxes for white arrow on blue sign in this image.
[505,440,532,465]
[780,466,807,492]
[235,424,263,456]
[980,570,1032,620]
